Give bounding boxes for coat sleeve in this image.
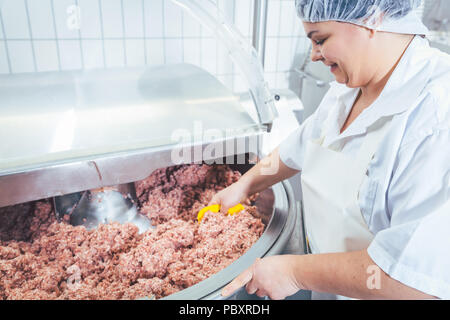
[367,123,450,298]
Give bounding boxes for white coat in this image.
[279,35,450,298]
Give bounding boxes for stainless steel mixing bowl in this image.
[162,164,299,300]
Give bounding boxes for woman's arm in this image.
[222,250,436,300]
[294,250,435,299]
[239,146,300,196]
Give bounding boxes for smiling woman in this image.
[216,0,450,300]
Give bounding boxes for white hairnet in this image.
[295,0,429,35]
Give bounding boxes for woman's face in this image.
[303,21,375,88]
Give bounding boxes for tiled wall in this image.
[0,0,307,94]
[264,0,307,91]
[1,0,446,109]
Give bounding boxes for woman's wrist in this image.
[287,255,309,292]
[237,174,254,199]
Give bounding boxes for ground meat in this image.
[0,164,265,300]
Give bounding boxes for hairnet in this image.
[295,0,429,35]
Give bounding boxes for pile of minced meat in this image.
[0,164,264,300]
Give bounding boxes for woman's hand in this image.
[208,179,251,214]
[221,255,304,300]
[208,147,299,214]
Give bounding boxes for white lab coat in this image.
[279,35,450,298]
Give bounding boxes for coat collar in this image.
[324,35,436,144]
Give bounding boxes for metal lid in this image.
[0,63,262,174]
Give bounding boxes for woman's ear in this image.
[361,26,377,39]
[368,28,377,39]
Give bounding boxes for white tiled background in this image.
[0,0,307,94]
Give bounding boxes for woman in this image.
[211,0,450,299]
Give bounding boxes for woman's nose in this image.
[310,47,323,62]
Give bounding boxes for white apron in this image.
[301,117,393,299]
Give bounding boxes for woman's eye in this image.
[314,39,325,46]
